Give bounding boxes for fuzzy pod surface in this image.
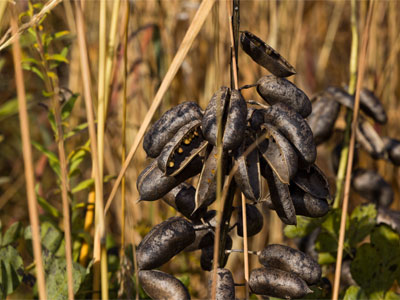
[383,137,400,165]
[249,267,312,299]
[257,75,311,118]
[208,268,235,300]
[258,244,322,285]
[139,270,190,300]
[237,204,264,237]
[136,217,195,270]
[292,164,330,200]
[143,101,203,158]
[240,31,296,77]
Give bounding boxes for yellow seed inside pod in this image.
[214,154,218,159]
[184,138,191,145]
[177,147,183,154]
[168,161,174,168]
[211,169,215,174]
[194,130,199,136]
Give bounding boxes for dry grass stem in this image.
[104,0,217,214]
[332,1,375,299]
[10,9,47,300]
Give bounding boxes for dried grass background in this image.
[1,1,400,299]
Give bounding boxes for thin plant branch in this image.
[332,1,375,300]
[10,9,47,300]
[104,0,216,214]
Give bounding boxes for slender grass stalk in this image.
[241,194,249,299]
[104,0,216,214]
[79,189,95,266]
[0,0,8,29]
[10,10,47,300]
[332,1,375,300]
[74,1,106,299]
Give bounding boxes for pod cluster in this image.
[135,30,329,299]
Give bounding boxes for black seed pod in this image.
[143,101,203,158]
[257,75,311,118]
[137,217,195,270]
[137,156,202,201]
[249,267,312,299]
[307,93,340,145]
[383,137,400,165]
[157,120,208,176]
[240,31,296,77]
[258,244,322,285]
[292,164,330,200]
[237,204,264,237]
[377,206,400,234]
[200,235,232,271]
[208,268,235,300]
[139,270,190,300]
[356,118,385,159]
[223,89,247,150]
[352,168,393,207]
[262,103,316,166]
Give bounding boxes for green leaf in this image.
[46,54,69,64]
[0,246,24,298]
[344,286,366,300]
[54,31,70,39]
[37,195,61,219]
[25,222,63,255]
[317,252,336,265]
[348,204,377,247]
[2,222,22,246]
[0,98,18,120]
[22,63,45,81]
[284,216,322,239]
[321,208,343,237]
[61,94,78,120]
[72,178,94,194]
[385,291,400,299]
[68,147,88,177]
[32,141,61,178]
[64,122,89,140]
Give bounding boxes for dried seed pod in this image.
[249,267,312,299]
[162,183,207,220]
[262,103,316,166]
[307,93,340,145]
[208,268,235,300]
[201,87,230,146]
[158,120,208,176]
[137,156,203,201]
[264,185,330,218]
[195,147,226,211]
[249,108,265,131]
[240,31,296,77]
[326,87,388,124]
[139,270,190,300]
[184,211,217,252]
[136,217,195,270]
[292,164,330,200]
[258,244,322,285]
[257,123,298,184]
[200,235,232,271]
[222,89,247,150]
[143,101,203,158]
[261,160,296,225]
[257,75,311,118]
[383,137,400,165]
[356,118,385,159]
[377,206,400,234]
[352,168,393,207]
[234,136,262,201]
[237,204,264,237]
[359,88,387,124]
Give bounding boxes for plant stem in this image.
[332,1,375,299]
[10,9,47,300]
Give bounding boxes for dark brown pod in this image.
[139,270,190,300]
[262,103,316,166]
[201,87,230,147]
[184,211,217,252]
[136,217,195,270]
[257,75,311,118]
[352,168,393,207]
[377,206,400,234]
[261,160,297,225]
[237,204,264,237]
[307,93,340,145]
[137,156,202,201]
[240,31,296,77]
[257,123,298,184]
[157,120,208,176]
[356,118,385,159]
[325,86,354,109]
[258,244,322,285]
[264,185,330,218]
[222,89,247,150]
[249,267,312,299]
[200,235,232,271]
[162,183,207,220]
[195,147,226,211]
[234,136,262,201]
[383,137,400,165]
[143,101,203,158]
[208,268,235,300]
[249,108,265,131]
[292,164,330,200]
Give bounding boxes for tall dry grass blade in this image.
[74,1,105,299]
[79,190,95,266]
[10,9,47,300]
[104,0,217,214]
[332,1,375,300]
[241,194,250,299]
